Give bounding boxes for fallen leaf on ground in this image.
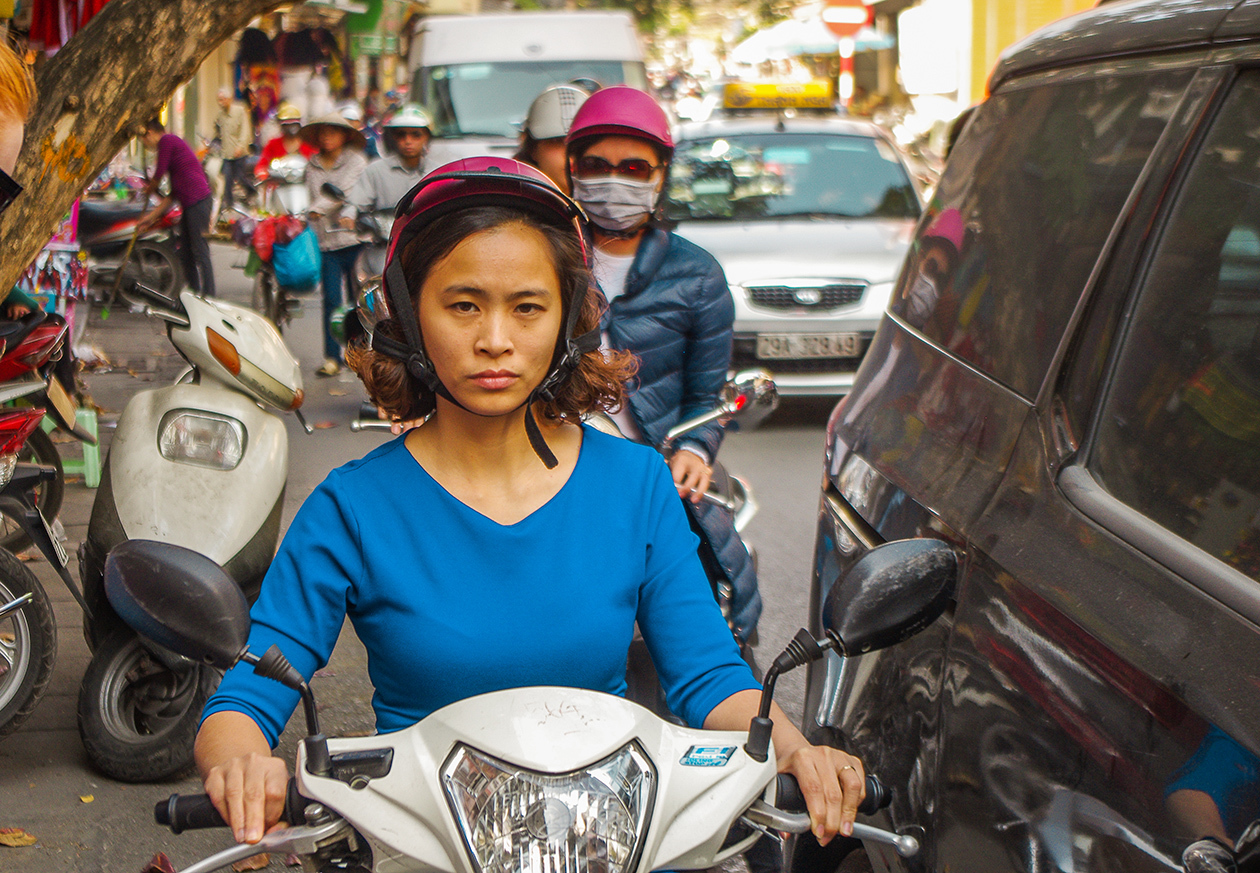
[79,794,94,803]
[0,827,37,847]
[232,852,270,870]
[140,852,176,873]
[329,388,348,396]
[314,421,337,429]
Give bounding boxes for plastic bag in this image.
[271,226,321,291]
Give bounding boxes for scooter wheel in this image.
[0,427,64,553]
[0,549,56,739]
[77,628,218,782]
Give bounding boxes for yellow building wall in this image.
[970,0,1096,99]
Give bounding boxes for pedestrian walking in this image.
[215,86,254,215]
[138,118,216,298]
[302,112,368,377]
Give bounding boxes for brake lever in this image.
[176,819,351,873]
[741,800,920,857]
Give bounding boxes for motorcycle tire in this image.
[77,628,218,782]
[0,549,56,739]
[0,426,64,554]
[251,269,284,333]
[128,239,184,300]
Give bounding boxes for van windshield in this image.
[416,62,639,139]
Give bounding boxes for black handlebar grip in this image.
[155,794,226,834]
[775,772,891,816]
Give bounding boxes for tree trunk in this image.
[0,0,292,296]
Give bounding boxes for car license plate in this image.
[756,333,859,359]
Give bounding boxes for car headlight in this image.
[443,742,655,873]
[158,410,245,470]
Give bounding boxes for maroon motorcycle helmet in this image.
[370,156,597,467]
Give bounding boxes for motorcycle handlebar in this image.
[156,781,310,834]
[775,772,891,817]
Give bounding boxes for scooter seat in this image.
[0,310,48,348]
[78,199,147,240]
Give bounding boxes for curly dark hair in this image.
[347,204,637,423]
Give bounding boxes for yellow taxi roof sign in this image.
[723,80,835,110]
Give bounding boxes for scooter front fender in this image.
[103,381,287,566]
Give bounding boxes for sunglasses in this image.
[573,155,664,182]
[0,168,22,218]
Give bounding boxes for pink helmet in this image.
[922,208,964,254]
[372,157,597,468]
[565,86,673,154]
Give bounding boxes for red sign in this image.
[822,0,868,40]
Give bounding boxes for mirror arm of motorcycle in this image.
[745,628,837,762]
[241,645,332,777]
[663,400,737,446]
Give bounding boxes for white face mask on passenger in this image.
[572,177,660,233]
[904,273,939,327]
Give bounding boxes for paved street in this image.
[0,243,835,872]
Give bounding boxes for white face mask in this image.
[904,273,938,327]
[571,176,660,233]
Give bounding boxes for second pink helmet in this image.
[566,85,673,154]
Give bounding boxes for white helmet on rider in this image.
[524,85,588,141]
[384,104,432,131]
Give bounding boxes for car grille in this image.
[746,283,866,311]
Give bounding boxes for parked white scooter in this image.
[76,282,310,783]
[103,536,956,873]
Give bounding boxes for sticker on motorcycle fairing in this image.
[680,745,737,767]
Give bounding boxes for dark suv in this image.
[801,2,1260,872]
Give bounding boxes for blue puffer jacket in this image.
[601,227,762,643]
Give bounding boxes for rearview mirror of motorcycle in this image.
[103,540,250,669]
[321,182,346,201]
[744,539,956,762]
[105,540,334,774]
[664,368,779,444]
[722,368,779,432]
[822,538,956,655]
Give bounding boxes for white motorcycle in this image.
[102,534,957,873]
[76,282,311,783]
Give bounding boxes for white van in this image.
[409,11,647,166]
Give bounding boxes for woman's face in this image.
[570,134,666,195]
[318,125,348,153]
[0,112,23,176]
[534,138,569,194]
[417,222,564,417]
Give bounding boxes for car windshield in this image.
[665,132,919,221]
[415,61,635,139]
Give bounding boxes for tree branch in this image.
[0,0,291,295]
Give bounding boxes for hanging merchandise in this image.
[29,0,111,53]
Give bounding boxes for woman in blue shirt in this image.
[193,157,866,849]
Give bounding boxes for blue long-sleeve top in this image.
[202,426,759,746]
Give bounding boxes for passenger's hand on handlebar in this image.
[669,450,711,504]
[202,752,290,845]
[777,742,866,844]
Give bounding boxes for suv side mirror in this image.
[823,538,956,655]
[104,540,251,669]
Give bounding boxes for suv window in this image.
[1090,71,1260,583]
[892,68,1192,398]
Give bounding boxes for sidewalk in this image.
[0,242,377,872]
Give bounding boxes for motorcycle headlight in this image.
[443,742,655,873]
[158,410,245,470]
[0,454,16,490]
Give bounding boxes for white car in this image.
[667,115,922,396]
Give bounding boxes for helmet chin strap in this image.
[375,259,599,469]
